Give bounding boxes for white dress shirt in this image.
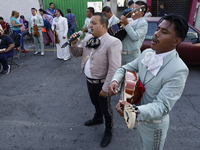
[84,35,104,79]
[31,15,37,27]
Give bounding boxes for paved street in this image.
[0,39,200,150]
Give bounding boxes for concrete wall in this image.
[0,0,40,23]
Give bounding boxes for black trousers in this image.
[86,80,113,133]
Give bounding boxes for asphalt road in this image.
[0,40,199,150]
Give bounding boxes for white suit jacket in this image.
[52,16,68,37]
[112,48,189,121]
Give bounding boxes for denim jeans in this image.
[68,25,76,36]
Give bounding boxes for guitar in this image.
[120,71,144,129]
[108,5,146,41]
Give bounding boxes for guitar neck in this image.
[124,5,145,18]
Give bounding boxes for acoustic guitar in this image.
[108,5,146,41]
[120,71,145,129]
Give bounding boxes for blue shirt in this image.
[10,17,20,31]
[46,8,56,18]
[65,13,75,26]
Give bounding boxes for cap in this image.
[123,8,132,18]
[128,0,134,6]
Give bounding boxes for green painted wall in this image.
[44,0,103,35]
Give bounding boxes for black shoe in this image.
[101,131,112,147]
[84,119,103,126]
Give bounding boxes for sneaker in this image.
[4,65,10,74]
[22,49,29,53]
[15,48,20,51]
[34,51,39,55]
[41,52,44,56]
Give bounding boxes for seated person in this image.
[0,26,15,74]
[19,15,29,37]
[0,17,9,34]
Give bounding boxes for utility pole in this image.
[195,2,200,30]
[110,0,118,15]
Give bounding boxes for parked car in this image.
[141,17,200,65]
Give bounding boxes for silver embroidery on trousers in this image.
[153,128,162,150]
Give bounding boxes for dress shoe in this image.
[84,119,103,126]
[101,131,112,147]
[22,49,29,53]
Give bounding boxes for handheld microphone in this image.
[61,31,83,48]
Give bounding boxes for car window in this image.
[184,27,199,42]
[145,22,157,40]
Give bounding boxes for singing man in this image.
[69,12,122,147]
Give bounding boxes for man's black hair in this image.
[0,17,3,20]
[31,8,37,12]
[93,12,108,28]
[102,6,112,13]
[67,8,71,13]
[50,2,54,5]
[135,1,148,16]
[158,13,189,42]
[128,0,134,6]
[87,7,95,14]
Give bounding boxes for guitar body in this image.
[108,23,127,41]
[121,71,144,129]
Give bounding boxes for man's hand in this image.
[109,81,119,96]
[99,89,108,98]
[63,36,66,39]
[120,15,129,26]
[115,100,131,117]
[29,33,32,36]
[70,32,79,46]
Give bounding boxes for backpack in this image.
[10,32,20,48]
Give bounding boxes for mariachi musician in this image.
[109,13,189,150]
[120,1,148,65]
[102,6,119,28]
[52,9,70,61]
[29,8,44,56]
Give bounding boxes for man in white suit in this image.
[109,14,189,150]
[102,6,119,28]
[120,1,148,65]
[29,8,44,56]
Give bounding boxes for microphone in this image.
[61,31,83,48]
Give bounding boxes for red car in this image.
[141,17,200,65]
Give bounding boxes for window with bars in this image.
[151,0,191,21]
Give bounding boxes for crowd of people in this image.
[0,1,188,150]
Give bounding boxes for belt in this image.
[122,50,138,55]
[87,78,105,84]
[146,117,167,124]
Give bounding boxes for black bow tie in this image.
[86,37,101,49]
